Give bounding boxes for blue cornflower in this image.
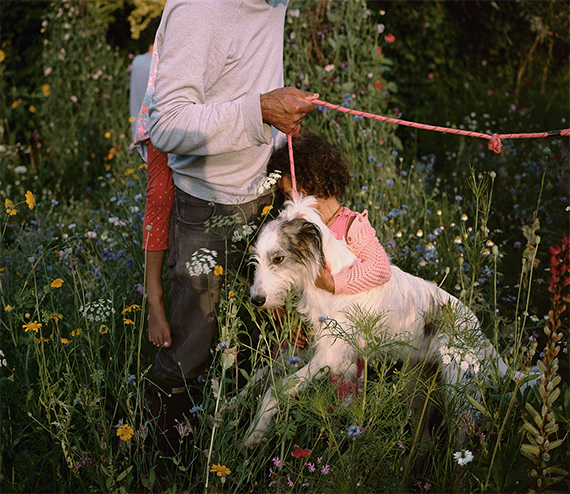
[189,404,203,417]
[286,356,301,366]
[218,340,227,350]
[318,316,327,323]
[385,179,394,186]
[455,195,462,202]
[347,425,362,438]
[127,374,136,383]
[354,115,364,122]
[367,156,377,163]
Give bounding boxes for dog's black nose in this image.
[251,295,266,307]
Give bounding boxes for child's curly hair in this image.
[267,132,351,199]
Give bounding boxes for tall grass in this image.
[1,1,568,492]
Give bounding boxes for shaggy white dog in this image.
[245,196,508,448]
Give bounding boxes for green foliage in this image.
[1,0,569,492]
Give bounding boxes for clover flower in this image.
[232,223,257,243]
[79,298,116,322]
[256,171,281,195]
[185,248,218,276]
[453,449,473,465]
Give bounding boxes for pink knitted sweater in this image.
[328,207,391,294]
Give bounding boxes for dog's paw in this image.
[244,427,266,449]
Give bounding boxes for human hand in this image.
[315,265,335,293]
[260,87,318,134]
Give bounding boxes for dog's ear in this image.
[283,217,324,266]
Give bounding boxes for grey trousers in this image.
[153,187,275,386]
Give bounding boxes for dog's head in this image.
[250,205,324,309]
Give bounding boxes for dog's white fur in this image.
[245,196,508,448]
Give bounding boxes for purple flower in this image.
[321,464,330,475]
[272,457,281,467]
[307,462,316,473]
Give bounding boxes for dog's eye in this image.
[272,255,284,265]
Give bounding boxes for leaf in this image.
[116,466,133,482]
[211,378,220,400]
[467,394,491,418]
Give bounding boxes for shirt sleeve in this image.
[142,142,174,251]
[332,211,391,294]
[148,1,270,156]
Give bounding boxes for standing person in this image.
[129,17,161,141]
[268,132,392,295]
[136,0,318,445]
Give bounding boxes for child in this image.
[267,131,391,295]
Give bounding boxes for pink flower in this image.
[321,464,330,475]
[70,95,78,103]
[307,462,315,472]
[324,64,335,72]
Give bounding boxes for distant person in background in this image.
[129,17,161,140]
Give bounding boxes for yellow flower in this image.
[117,424,134,441]
[4,198,17,216]
[61,338,71,345]
[11,98,22,109]
[4,305,12,312]
[29,105,36,113]
[210,463,231,477]
[51,278,64,288]
[23,321,42,333]
[50,313,63,322]
[71,328,82,337]
[123,318,135,325]
[0,50,4,62]
[261,205,273,216]
[35,336,49,344]
[104,132,111,139]
[99,325,108,334]
[138,164,148,170]
[214,265,223,276]
[228,291,234,299]
[129,116,136,123]
[25,190,35,210]
[121,305,141,314]
[41,84,50,96]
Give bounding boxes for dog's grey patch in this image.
[422,305,443,337]
[279,217,324,268]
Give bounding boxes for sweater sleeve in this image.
[148,1,271,156]
[332,211,391,294]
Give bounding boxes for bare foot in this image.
[148,304,171,348]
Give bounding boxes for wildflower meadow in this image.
[1,1,568,493]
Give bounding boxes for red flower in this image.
[375,81,382,91]
[376,45,382,56]
[291,445,311,458]
[385,33,395,44]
